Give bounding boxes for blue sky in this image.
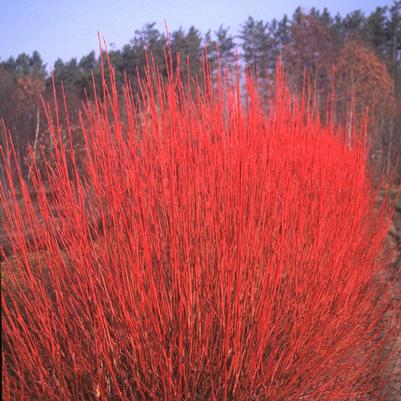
[1,0,393,69]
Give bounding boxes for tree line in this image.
[1,2,400,182]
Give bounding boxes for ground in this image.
[384,205,401,401]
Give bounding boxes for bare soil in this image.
[384,206,401,401]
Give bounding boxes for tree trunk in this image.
[27,105,40,181]
[387,119,394,177]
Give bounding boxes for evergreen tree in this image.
[205,25,236,74]
[283,8,337,91]
[319,8,333,28]
[343,10,366,39]
[366,6,389,57]
[276,14,291,53]
[240,16,274,77]
[387,1,401,97]
[120,23,167,83]
[1,3,401,181]
[171,26,203,79]
[0,52,46,173]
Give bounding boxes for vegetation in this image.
[1,3,400,400]
[1,2,401,182]
[1,48,397,400]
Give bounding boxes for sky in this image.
[0,0,394,70]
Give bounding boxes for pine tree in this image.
[283,8,337,96]
[387,1,401,97]
[240,16,275,78]
[171,26,203,79]
[366,6,389,57]
[205,25,236,74]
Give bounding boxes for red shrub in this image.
[1,57,396,400]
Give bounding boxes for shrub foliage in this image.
[0,56,396,400]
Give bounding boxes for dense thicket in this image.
[1,2,400,182]
[1,48,396,401]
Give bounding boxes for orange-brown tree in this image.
[335,40,398,177]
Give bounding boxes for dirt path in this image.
[384,207,401,401]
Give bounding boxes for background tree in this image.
[0,52,46,175]
[119,23,167,82]
[205,25,236,75]
[336,40,397,174]
[240,17,275,79]
[1,1,401,182]
[282,7,338,121]
[171,26,203,81]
